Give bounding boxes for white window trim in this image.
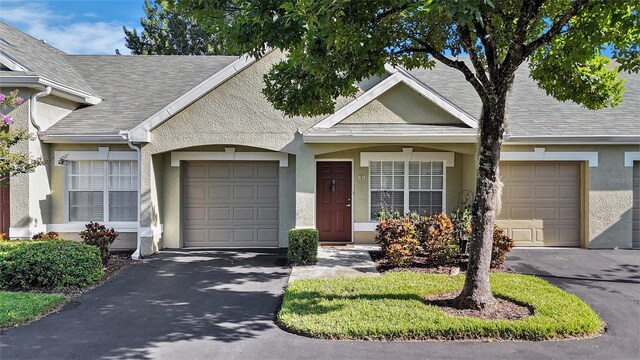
[54,147,137,165]
[365,155,448,223]
[170,148,289,167]
[64,159,139,223]
[501,148,598,167]
[360,148,455,168]
[624,152,640,167]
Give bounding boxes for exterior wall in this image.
[2,90,82,238]
[342,83,461,125]
[157,146,296,250]
[316,144,475,244]
[501,144,639,248]
[57,232,137,250]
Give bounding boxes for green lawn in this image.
[278,273,604,340]
[0,291,67,328]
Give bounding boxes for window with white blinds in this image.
[67,160,138,222]
[369,160,445,220]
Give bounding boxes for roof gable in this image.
[313,67,478,130]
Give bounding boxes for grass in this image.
[278,273,604,340]
[0,291,67,328]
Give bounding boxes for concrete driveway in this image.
[1,248,638,360]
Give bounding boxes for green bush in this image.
[80,222,119,264]
[0,240,104,289]
[288,228,319,265]
[375,216,421,267]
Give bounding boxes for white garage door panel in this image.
[183,161,279,247]
[633,161,639,249]
[497,162,581,247]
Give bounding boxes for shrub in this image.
[417,213,459,266]
[450,208,472,253]
[491,225,515,268]
[0,240,103,289]
[31,231,60,240]
[288,228,319,265]
[80,222,119,264]
[376,216,421,267]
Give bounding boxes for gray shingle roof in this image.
[407,62,640,137]
[45,55,237,135]
[0,22,96,96]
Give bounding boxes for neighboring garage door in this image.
[633,161,640,249]
[183,161,279,247]
[496,162,581,247]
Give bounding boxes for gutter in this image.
[39,134,129,144]
[120,131,143,260]
[29,86,52,131]
[504,135,640,145]
[0,75,101,105]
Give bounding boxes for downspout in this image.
[30,86,52,131]
[121,131,142,260]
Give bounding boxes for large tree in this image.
[176,0,638,309]
[122,0,235,55]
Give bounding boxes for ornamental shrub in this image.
[450,208,472,253]
[80,222,119,264]
[491,225,515,268]
[32,231,61,240]
[375,216,421,267]
[288,228,319,265]
[0,240,103,289]
[417,213,459,266]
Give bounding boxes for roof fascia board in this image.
[0,75,101,104]
[505,135,640,145]
[0,50,28,71]
[303,133,478,143]
[313,70,478,129]
[128,54,259,142]
[40,134,128,144]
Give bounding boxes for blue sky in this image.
[0,0,146,54]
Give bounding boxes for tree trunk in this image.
[454,95,508,310]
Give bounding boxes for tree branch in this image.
[522,0,592,58]
[407,36,489,103]
[456,21,491,88]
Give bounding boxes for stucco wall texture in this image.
[6,54,638,252]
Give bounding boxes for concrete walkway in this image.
[289,245,380,282]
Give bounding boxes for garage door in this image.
[496,162,581,247]
[183,161,279,247]
[633,161,640,249]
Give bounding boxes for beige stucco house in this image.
[1,23,639,258]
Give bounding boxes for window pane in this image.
[393,176,404,190]
[109,191,137,221]
[420,176,431,190]
[409,191,444,216]
[409,161,419,175]
[409,175,420,190]
[370,190,404,220]
[432,176,443,190]
[370,175,381,189]
[382,161,393,175]
[381,175,393,189]
[432,162,444,175]
[421,162,431,175]
[69,191,104,221]
[370,161,381,175]
[393,161,404,175]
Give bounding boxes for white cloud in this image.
[0,1,134,54]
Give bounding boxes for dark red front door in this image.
[316,161,352,242]
[0,179,9,236]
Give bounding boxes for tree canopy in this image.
[123,0,237,55]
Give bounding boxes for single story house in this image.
[1,22,639,258]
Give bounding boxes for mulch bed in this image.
[425,291,534,320]
[370,250,512,275]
